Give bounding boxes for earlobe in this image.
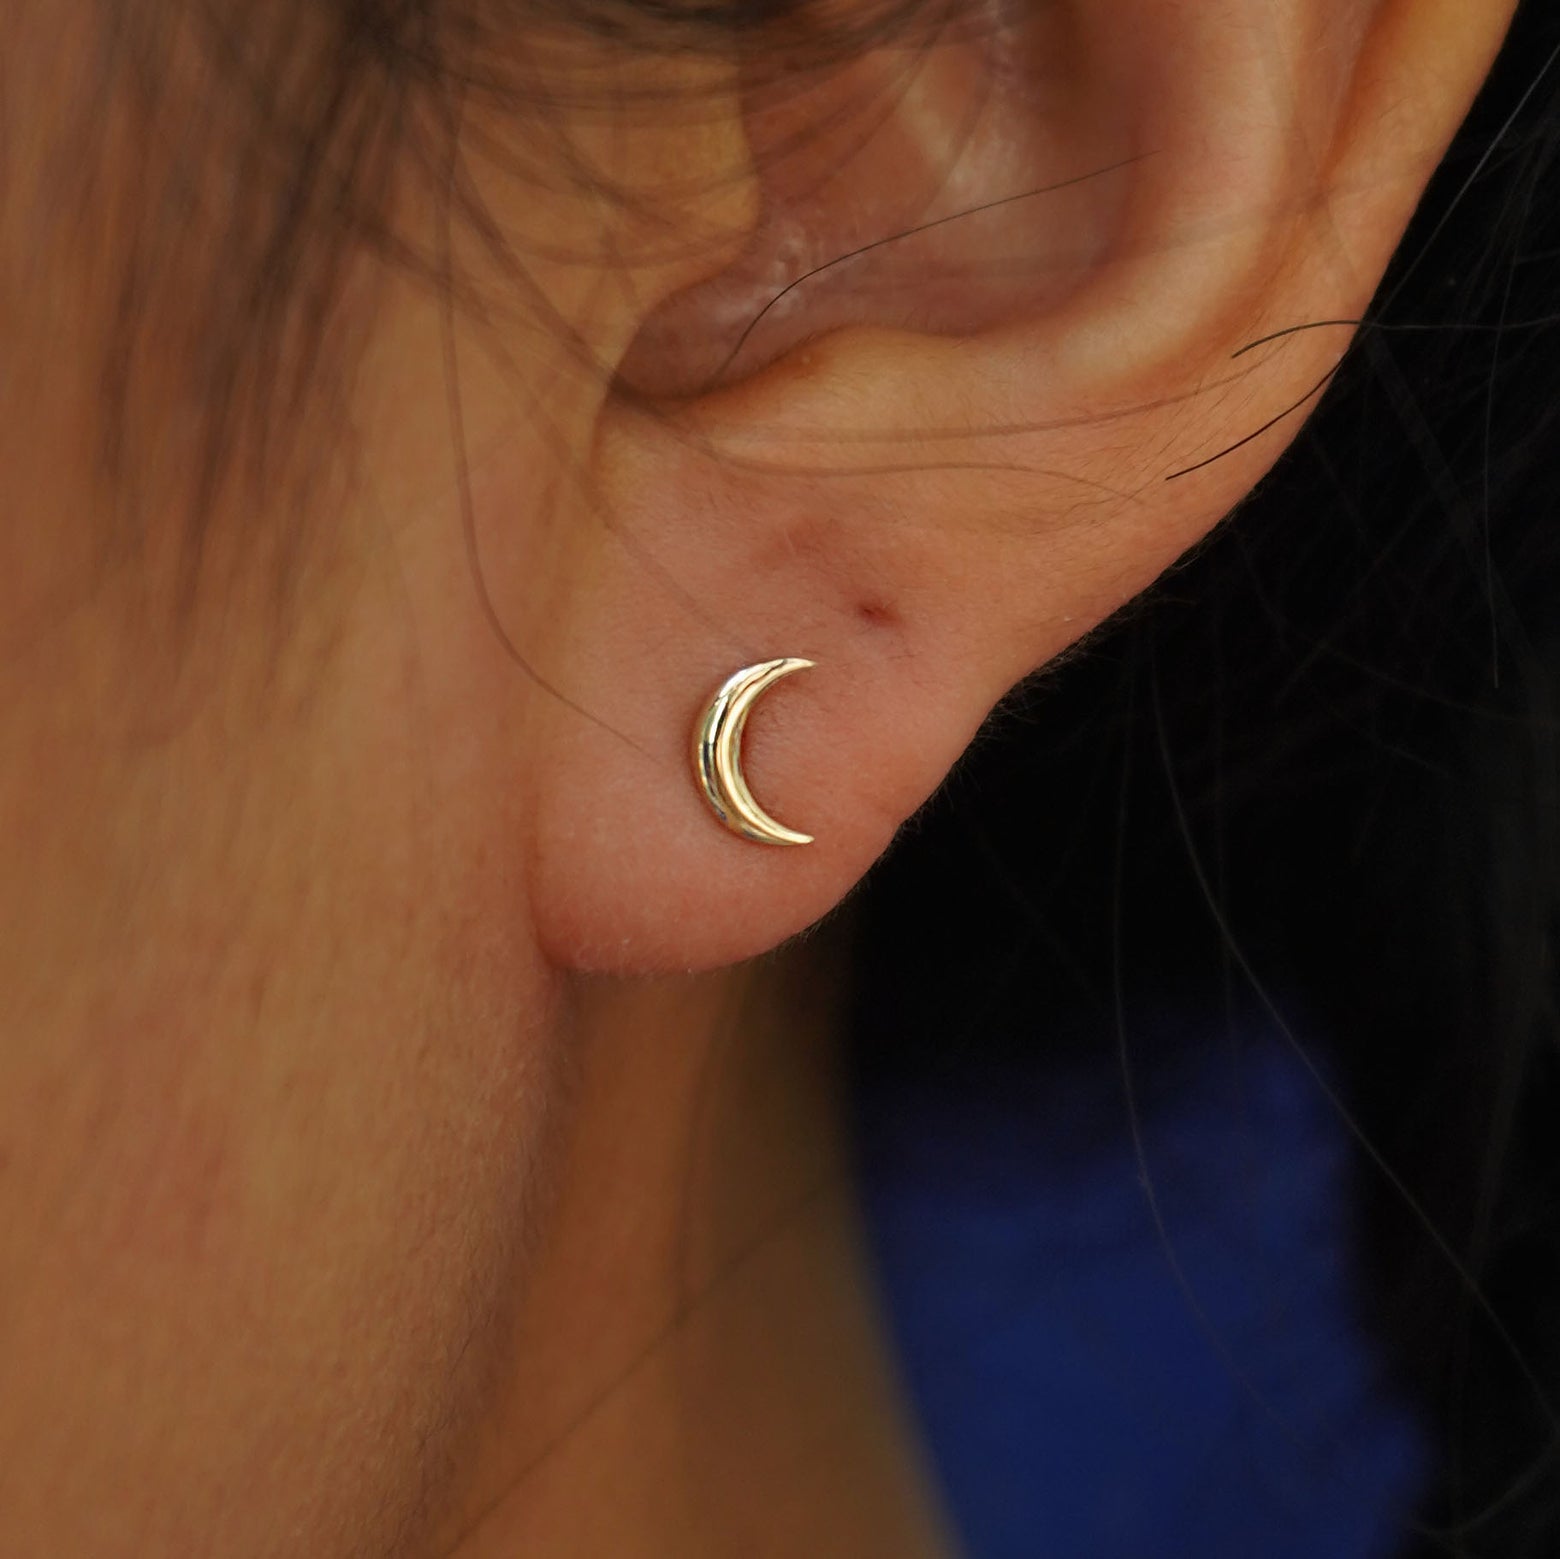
[522,0,1517,976]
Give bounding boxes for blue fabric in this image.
[853,1019,1429,1558]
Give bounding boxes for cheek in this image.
[0,952,567,1559]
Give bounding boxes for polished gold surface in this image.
[692,659,815,847]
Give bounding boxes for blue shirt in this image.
[853,1015,1429,1558]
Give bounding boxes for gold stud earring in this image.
[692,659,815,847]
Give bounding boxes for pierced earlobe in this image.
[692,659,816,847]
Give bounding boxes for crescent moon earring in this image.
[692,659,815,847]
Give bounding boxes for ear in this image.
[515,0,1516,974]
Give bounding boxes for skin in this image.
[0,0,1519,1553]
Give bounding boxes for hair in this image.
[57,0,1560,1551]
[853,4,1560,1553]
[76,0,954,592]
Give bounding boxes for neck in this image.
[431,926,956,1558]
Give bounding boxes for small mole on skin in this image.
[856,599,897,629]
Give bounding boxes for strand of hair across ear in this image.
[1233,314,1560,357]
[709,152,1156,388]
[1163,312,1560,483]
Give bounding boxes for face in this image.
[0,32,575,1559]
[0,349,567,1557]
[0,11,777,1546]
